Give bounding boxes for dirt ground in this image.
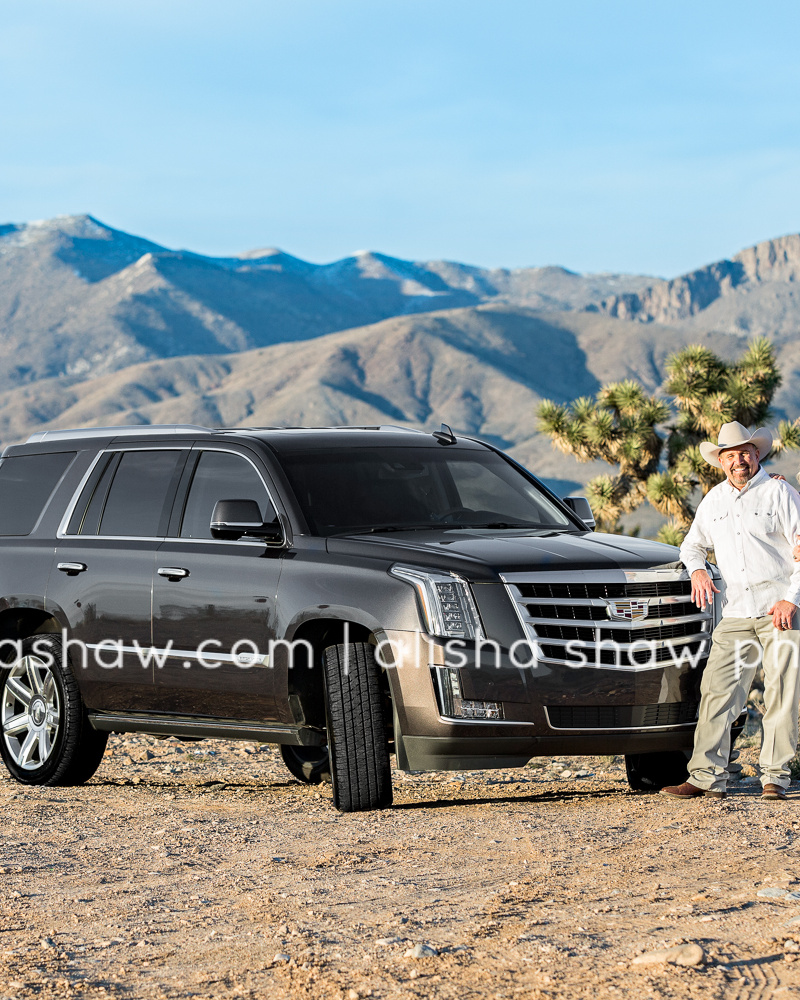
[1,732,799,1000]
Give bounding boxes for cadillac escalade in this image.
[0,424,721,811]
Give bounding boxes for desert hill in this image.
[1,302,770,493]
[600,233,800,337]
[4,217,800,497]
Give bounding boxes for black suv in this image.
[0,424,717,811]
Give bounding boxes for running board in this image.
[88,712,325,746]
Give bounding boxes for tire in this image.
[280,743,331,785]
[0,635,108,786]
[323,642,392,813]
[624,750,689,792]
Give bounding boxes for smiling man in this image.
[662,421,800,801]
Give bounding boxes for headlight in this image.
[389,565,485,640]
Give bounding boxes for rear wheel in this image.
[625,750,689,792]
[0,635,108,786]
[323,642,392,812]
[280,743,330,784]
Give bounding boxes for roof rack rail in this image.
[26,424,215,444]
[221,424,426,433]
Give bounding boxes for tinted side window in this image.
[180,451,275,539]
[0,452,76,536]
[98,451,184,537]
[68,453,119,535]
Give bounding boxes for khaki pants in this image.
[688,616,800,792]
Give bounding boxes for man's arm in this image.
[774,477,800,563]
[763,484,800,629]
[679,504,712,575]
[679,503,718,610]
[777,485,800,609]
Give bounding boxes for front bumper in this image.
[381,628,707,772]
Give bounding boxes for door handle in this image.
[158,567,190,580]
[57,562,87,575]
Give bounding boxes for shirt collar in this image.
[724,465,769,497]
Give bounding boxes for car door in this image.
[151,446,284,721]
[48,446,189,712]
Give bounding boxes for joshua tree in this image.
[537,337,800,544]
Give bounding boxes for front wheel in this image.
[0,635,108,786]
[323,642,392,812]
[625,750,689,792]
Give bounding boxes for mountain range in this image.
[0,215,650,389]
[3,215,800,500]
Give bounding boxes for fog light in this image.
[435,666,504,721]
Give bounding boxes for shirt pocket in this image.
[750,509,778,536]
[708,510,730,544]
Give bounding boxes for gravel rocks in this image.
[0,735,797,999]
[404,942,438,958]
[632,943,705,966]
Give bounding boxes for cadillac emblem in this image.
[604,599,649,622]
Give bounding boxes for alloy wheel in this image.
[2,655,61,770]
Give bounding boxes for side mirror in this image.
[210,499,285,544]
[563,496,596,531]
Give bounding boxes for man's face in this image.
[719,443,759,488]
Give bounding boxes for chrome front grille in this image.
[503,569,713,672]
[516,579,689,600]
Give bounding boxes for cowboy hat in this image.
[699,420,773,469]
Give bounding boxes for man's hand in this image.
[768,600,798,631]
[770,473,788,481]
[793,533,800,562]
[690,569,720,610]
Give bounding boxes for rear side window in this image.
[97,451,184,537]
[0,452,77,536]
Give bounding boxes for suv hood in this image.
[326,528,681,582]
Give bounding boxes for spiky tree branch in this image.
[537,337,797,536]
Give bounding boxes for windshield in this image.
[278,446,574,536]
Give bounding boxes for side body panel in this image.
[45,537,158,711]
[152,538,282,719]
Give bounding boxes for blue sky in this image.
[3,0,800,276]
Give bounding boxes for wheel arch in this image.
[0,606,63,662]
[282,617,393,744]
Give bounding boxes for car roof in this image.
[16,424,487,453]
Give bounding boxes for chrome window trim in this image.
[57,448,111,538]
[181,444,283,540]
[157,536,276,548]
[57,443,286,546]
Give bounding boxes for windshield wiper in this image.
[338,521,556,535]
[462,522,539,529]
[336,524,453,535]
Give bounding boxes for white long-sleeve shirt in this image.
[679,466,800,618]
